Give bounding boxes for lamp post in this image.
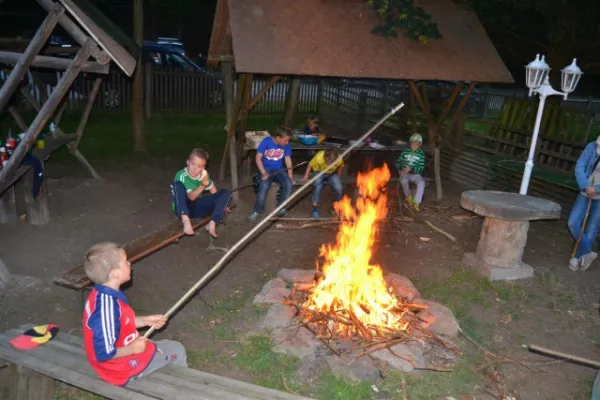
[519,55,583,195]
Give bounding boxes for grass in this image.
[0,110,311,165]
[464,117,600,141]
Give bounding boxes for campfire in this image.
[282,164,461,360]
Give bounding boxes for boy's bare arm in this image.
[337,166,344,177]
[302,164,312,181]
[135,315,167,329]
[255,153,268,179]
[113,337,148,359]
[188,183,207,201]
[285,156,293,179]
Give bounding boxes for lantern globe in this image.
[561,58,583,94]
[525,54,550,93]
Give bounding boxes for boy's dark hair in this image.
[274,126,292,138]
[189,148,209,161]
[308,115,319,122]
[323,148,340,164]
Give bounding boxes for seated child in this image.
[396,133,426,212]
[82,242,187,386]
[170,148,231,237]
[248,126,294,222]
[302,149,344,218]
[304,115,321,136]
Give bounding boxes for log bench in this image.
[53,202,236,310]
[0,324,313,400]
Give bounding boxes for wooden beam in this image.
[436,82,463,128]
[0,3,64,114]
[58,0,137,76]
[249,76,281,110]
[218,60,236,183]
[237,73,253,162]
[16,83,102,181]
[226,73,247,202]
[36,0,108,63]
[0,40,95,194]
[408,81,435,136]
[71,77,102,150]
[409,88,418,134]
[0,51,109,74]
[445,82,477,135]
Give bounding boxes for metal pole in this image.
[519,94,547,195]
[144,102,405,338]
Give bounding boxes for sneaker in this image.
[413,203,421,212]
[248,211,260,223]
[580,251,598,271]
[276,208,288,217]
[311,208,320,218]
[406,196,414,206]
[568,257,580,272]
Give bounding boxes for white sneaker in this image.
[580,251,598,271]
[569,257,580,271]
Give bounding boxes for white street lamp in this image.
[519,55,583,195]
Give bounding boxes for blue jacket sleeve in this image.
[575,142,595,190]
[88,293,122,362]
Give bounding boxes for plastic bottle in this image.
[5,130,14,157]
[49,119,56,136]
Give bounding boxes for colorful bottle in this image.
[49,120,56,136]
[6,130,15,157]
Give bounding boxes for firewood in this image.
[293,282,314,291]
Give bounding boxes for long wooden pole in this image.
[527,344,600,369]
[0,51,109,74]
[144,102,405,338]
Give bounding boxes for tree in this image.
[365,0,441,43]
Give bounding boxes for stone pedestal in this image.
[460,190,561,281]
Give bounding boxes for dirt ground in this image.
[0,157,599,399]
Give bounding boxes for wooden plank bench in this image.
[54,202,236,310]
[0,324,313,400]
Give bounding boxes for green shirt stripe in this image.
[396,148,425,174]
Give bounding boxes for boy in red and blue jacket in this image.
[82,242,187,386]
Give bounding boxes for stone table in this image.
[460,190,561,281]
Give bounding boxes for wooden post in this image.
[0,3,64,114]
[237,73,253,164]
[0,39,95,194]
[72,77,102,150]
[357,91,368,132]
[409,89,417,134]
[9,364,55,400]
[315,80,323,116]
[218,61,236,183]
[0,256,13,289]
[282,77,301,127]
[0,186,17,224]
[23,166,50,225]
[144,62,152,119]
[132,0,145,152]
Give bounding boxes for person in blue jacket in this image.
[568,136,600,271]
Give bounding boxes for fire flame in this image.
[304,164,409,337]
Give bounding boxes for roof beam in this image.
[0,3,64,114]
[0,51,109,74]
[36,0,109,64]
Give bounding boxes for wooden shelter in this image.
[0,0,137,288]
[208,0,513,201]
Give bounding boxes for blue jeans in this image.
[567,194,600,258]
[171,181,231,224]
[253,170,293,214]
[312,173,343,205]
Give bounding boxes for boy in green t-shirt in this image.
[171,148,231,237]
[396,134,426,212]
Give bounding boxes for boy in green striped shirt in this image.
[396,134,426,211]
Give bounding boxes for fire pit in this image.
[252,165,462,383]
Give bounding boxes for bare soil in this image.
[0,159,598,399]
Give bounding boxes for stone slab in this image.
[253,278,291,304]
[463,252,534,281]
[460,190,561,221]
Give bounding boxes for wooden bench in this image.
[53,203,236,310]
[0,324,313,400]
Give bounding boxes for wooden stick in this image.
[526,344,600,369]
[143,103,405,338]
[275,221,338,230]
[424,221,457,243]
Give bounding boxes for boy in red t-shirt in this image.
[82,242,187,386]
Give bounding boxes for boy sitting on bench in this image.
[171,148,232,237]
[82,242,187,386]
